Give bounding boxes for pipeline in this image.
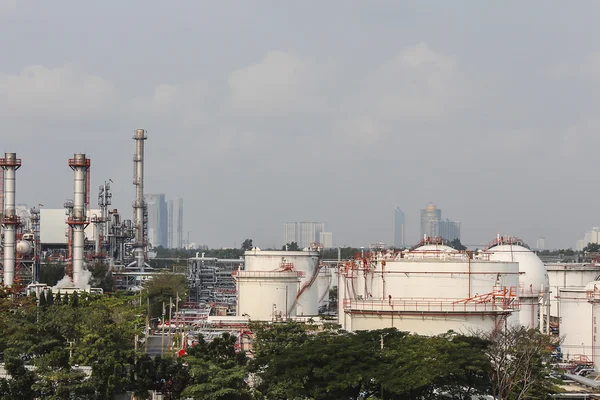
[288,263,322,316]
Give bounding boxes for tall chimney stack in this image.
[1,153,21,286]
[68,154,90,287]
[133,129,147,270]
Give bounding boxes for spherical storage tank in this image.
[338,242,520,335]
[16,240,33,256]
[484,237,548,329]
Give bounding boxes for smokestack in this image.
[1,153,21,286]
[133,129,147,270]
[68,154,90,287]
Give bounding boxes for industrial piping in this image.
[68,154,90,287]
[1,153,21,286]
[132,129,147,271]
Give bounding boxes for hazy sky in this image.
[1,1,599,249]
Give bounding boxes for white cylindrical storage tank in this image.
[559,286,592,363]
[244,248,321,316]
[235,270,299,321]
[317,267,331,309]
[546,263,600,319]
[485,241,547,329]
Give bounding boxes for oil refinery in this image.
[0,130,152,292]
[3,130,600,376]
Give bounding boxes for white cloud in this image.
[559,119,600,156]
[0,0,17,14]
[548,51,600,81]
[335,43,469,144]
[228,51,319,115]
[0,64,115,122]
[153,84,177,108]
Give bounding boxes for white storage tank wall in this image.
[370,260,518,300]
[559,287,591,360]
[547,264,600,318]
[237,276,298,321]
[317,267,331,308]
[348,313,498,335]
[244,249,321,316]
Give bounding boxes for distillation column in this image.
[68,154,90,287]
[1,153,21,286]
[132,129,147,271]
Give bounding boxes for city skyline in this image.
[283,222,329,248]
[146,194,184,249]
[420,203,461,242]
[1,2,599,249]
[393,207,405,248]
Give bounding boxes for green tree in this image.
[241,239,254,251]
[182,333,252,400]
[583,243,600,253]
[484,326,560,399]
[142,273,188,320]
[0,349,38,399]
[450,238,467,251]
[281,242,300,251]
[89,261,115,292]
[39,262,66,286]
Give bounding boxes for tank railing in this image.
[484,236,526,251]
[518,288,545,297]
[586,288,600,302]
[343,298,518,313]
[404,251,470,261]
[232,270,305,278]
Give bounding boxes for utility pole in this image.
[175,292,180,348]
[161,301,165,356]
[381,334,384,400]
[285,285,288,320]
[145,296,149,353]
[168,296,173,351]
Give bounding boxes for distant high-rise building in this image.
[438,219,461,242]
[284,223,297,246]
[420,203,441,238]
[393,207,405,248]
[419,203,460,242]
[536,237,546,251]
[319,232,333,249]
[145,194,168,248]
[576,227,600,250]
[283,222,326,248]
[168,200,174,248]
[177,198,184,249]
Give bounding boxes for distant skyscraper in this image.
[393,207,405,248]
[284,223,297,246]
[168,200,174,248]
[145,194,168,248]
[283,222,326,248]
[420,203,460,242]
[319,232,333,248]
[177,198,184,249]
[438,219,461,242]
[420,203,441,238]
[536,237,546,251]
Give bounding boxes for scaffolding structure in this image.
[187,256,243,306]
